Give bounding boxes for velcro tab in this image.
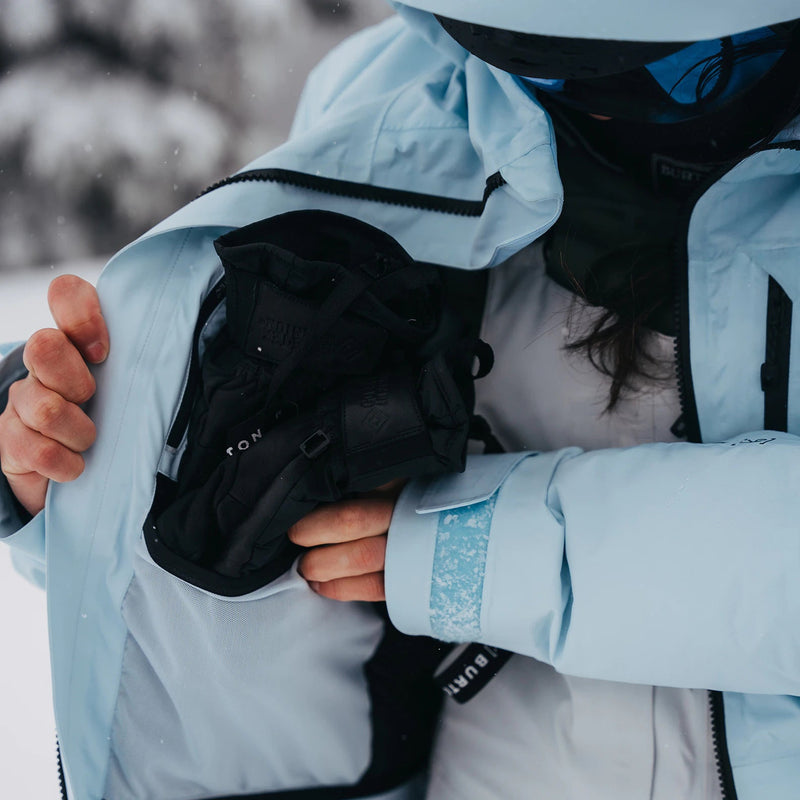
[416,452,534,513]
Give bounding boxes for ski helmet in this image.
[395,0,800,42]
[397,2,800,125]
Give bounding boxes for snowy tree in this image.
[0,0,390,271]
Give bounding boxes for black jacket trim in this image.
[761,276,792,431]
[673,139,800,444]
[199,168,505,218]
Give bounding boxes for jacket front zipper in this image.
[709,691,738,800]
[57,736,68,800]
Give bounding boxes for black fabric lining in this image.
[203,783,400,800]
[198,168,505,218]
[143,472,302,596]
[111,784,404,800]
[761,276,792,431]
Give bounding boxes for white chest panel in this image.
[427,245,723,800]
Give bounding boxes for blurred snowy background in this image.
[0,1,390,796]
[0,0,390,272]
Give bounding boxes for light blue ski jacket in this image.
[1,7,799,800]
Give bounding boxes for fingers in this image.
[290,497,394,603]
[0,275,105,517]
[48,275,109,364]
[288,497,395,547]
[309,573,386,603]
[9,378,96,452]
[23,328,96,404]
[299,534,387,583]
[0,409,86,484]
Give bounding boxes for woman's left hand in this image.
[288,482,403,602]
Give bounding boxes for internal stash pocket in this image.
[145,210,490,596]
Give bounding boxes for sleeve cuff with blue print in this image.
[385,449,582,656]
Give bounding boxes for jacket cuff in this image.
[0,510,46,589]
[0,478,33,539]
[385,450,579,645]
[384,479,439,638]
[0,343,26,407]
[0,344,33,539]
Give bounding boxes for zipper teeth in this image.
[197,167,505,218]
[56,736,67,800]
[708,690,738,800]
[672,173,717,444]
[672,268,691,437]
[708,692,727,799]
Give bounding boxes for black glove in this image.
[146,210,491,596]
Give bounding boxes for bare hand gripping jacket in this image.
[147,210,492,596]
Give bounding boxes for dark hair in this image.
[539,21,800,411]
[561,243,675,412]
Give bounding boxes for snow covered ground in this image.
[0,259,104,799]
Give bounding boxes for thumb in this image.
[47,275,109,364]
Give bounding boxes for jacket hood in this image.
[391,0,799,42]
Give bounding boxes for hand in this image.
[288,482,404,602]
[0,275,109,516]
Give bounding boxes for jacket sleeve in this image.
[0,345,44,587]
[385,434,800,696]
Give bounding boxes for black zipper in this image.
[672,155,726,443]
[709,690,738,800]
[57,736,68,800]
[198,167,505,217]
[672,153,740,444]
[672,230,702,443]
